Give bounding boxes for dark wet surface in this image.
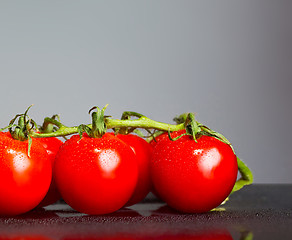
[0,184,291,239]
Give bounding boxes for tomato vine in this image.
[1,105,253,206]
[28,105,253,196]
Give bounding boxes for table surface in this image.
[0,184,291,240]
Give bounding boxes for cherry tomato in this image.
[0,132,52,216]
[151,130,238,213]
[115,134,153,206]
[36,137,63,207]
[54,133,138,215]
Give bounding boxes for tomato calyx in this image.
[171,112,202,142]
[0,105,38,157]
[173,112,232,148]
[1,105,34,141]
[77,105,109,139]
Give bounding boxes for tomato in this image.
[151,130,238,213]
[54,133,138,215]
[36,137,63,207]
[0,132,52,216]
[115,134,153,206]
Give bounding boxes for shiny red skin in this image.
[115,134,153,206]
[151,130,238,213]
[149,131,176,147]
[36,137,63,207]
[0,132,52,216]
[54,133,138,215]
[149,130,187,199]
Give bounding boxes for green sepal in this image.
[10,115,28,141]
[77,124,92,141]
[27,135,32,158]
[185,113,202,142]
[89,105,108,138]
[146,130,164,143]
[0,124,17,132]
[167,128,187,141]
[231,157,254,193]
[5,105,35,141]
[199,124,233,149]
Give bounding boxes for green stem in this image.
[106,117,185,132]
[31,126,78,138]
[30,116,185,138]
[31,117,78,138]
[231,157,253,193]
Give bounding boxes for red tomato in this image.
[151,130,238,213]
[36,137,63,207]
[0,132,52,216]
[115,134,153,206]
[54,133,138,215]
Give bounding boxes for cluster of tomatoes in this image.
[0,108,240,216]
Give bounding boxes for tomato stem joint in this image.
[78,105,109,139]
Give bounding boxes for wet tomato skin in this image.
[54,133,138,215]
[36,137,63,207]
[151,130,238,213]
[0,132,52,216]
[115,134,153,206]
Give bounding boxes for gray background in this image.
[0,1,291,183]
